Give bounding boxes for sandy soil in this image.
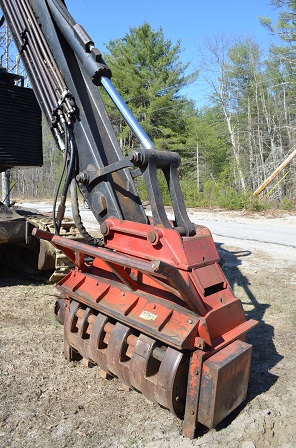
[0,210,295,448]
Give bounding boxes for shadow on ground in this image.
[0,263,48,287]
[216,242,283,410]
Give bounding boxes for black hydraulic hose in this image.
[61,126,76,198]
[53,124,69,234]
[53,124,102,244]
[18,2,58,107]
[70,177,103,247]
[23,0,70,98]
[22,0,74,117]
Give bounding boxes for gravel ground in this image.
[0,208,295,447]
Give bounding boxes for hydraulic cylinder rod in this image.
[100,77,154,150]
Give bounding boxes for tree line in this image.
[1,1,295,210]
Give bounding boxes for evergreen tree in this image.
[101,22,198,156]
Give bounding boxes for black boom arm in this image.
[0,0,195,236]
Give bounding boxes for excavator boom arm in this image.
[0,0,194,236]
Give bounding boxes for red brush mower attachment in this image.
[33,220,257,438]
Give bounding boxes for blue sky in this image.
[66,0,280,106]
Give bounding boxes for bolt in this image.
[147,230,160,245]
[76,171,89,185]
[100,222,109,236]
[147,230,157,243]
[130,149,144,166]
[194,337,205,350]
[188,319,193,324]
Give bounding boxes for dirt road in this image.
[0,209,295,447]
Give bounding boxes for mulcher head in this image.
[34,220,257,438]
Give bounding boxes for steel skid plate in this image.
[198,339,252,428]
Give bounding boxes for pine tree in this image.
[101,22,198,155]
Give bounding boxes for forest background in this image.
[0,0,295,211]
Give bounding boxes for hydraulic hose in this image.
[70,177,103,247]
[53,125,69,234]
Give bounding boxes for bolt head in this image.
[100,222,109,236]
[147,230,157,243]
